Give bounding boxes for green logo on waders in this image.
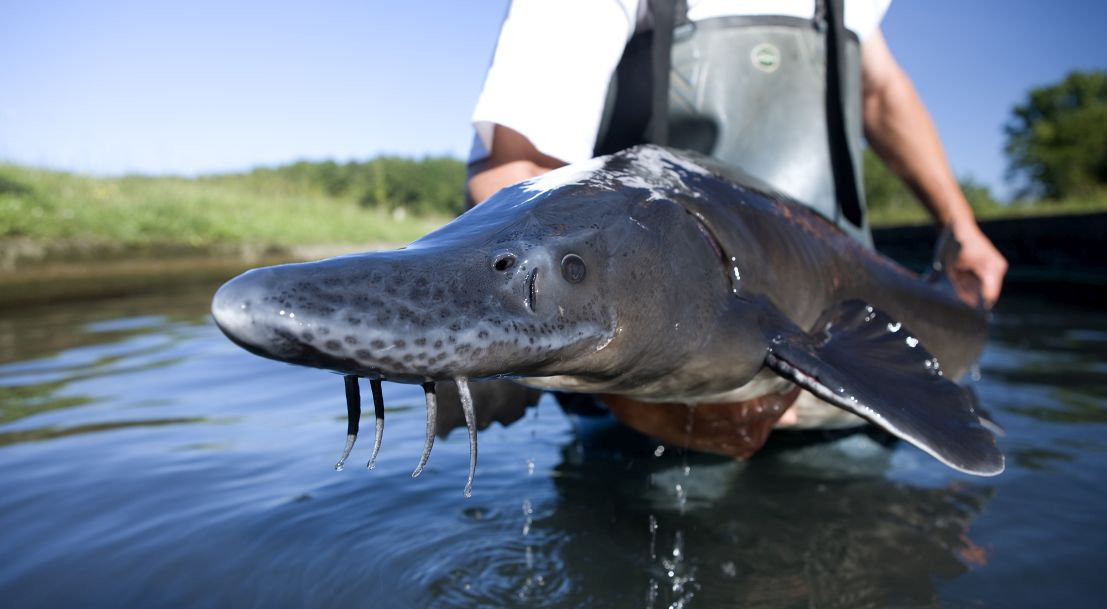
[750,43,780,73]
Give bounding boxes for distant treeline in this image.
[213,149,1000,225]
[864,69,1107,224]
[863,148,1002,225]
[208,156,468,217]
[196,69,1106,224]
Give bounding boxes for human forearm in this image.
[861,31,1007,306]
[862,63,974,229]
[467,124,566,204]
[468,159,553,204]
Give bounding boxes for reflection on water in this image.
[0,284,1105,608]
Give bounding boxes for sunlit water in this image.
[1,284,1104,608]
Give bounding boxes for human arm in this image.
[860,30,1008,307]
[465,0,638,204]
[467,124,565,204]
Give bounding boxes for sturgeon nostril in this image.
[492,253,516,272]
[561,254,586,283]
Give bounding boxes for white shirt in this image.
[470,0,892,165]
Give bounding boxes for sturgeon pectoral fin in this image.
[334,375,361,471]
[412,382,437,478]
[366,378,385,470]
[964,385,1005,437]
[763,300,1004,476]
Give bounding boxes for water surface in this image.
[1,284,1104,608]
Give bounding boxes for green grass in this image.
[863,187,1107,228]
[0,163,447,248]
[868,190,1107,227]
[3,162,1105,248]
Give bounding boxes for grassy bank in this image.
[4,160,1102,308]
[0,163,447,251]
[3,160,1105,251]
[867,191,1107,227]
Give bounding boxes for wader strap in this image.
[648,0,685,145]
[823,0,865,227]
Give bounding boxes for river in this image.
[1,282,1104,608]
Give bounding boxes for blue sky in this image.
[1,0,1102,199]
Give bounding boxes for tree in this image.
[958,177,1000,214]
[1004,70,1107,199]
[864,149,1000,221]
[863,148,915,213]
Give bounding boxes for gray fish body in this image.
[212,145,1001,476]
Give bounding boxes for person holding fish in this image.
[466,0,1007,308]
[213,3,1008,484]
[463,0,1008,441]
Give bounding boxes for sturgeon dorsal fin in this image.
[926,228,984,309]
[925,227,960,281]
[763,300,1003,476]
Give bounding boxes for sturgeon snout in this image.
[214,246,611,384]
[212,236,614,496]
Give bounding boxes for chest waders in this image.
[595,0,871,245]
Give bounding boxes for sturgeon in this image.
[211,145,1003,495]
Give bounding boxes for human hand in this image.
[951,221,1008,309]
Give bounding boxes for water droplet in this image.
[648,514,658,561]
[654,445,665,457]
[905,336,919,348]
[887,321,901,333]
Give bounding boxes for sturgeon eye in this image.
[561,254,586,283]
[492,253,516,271]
